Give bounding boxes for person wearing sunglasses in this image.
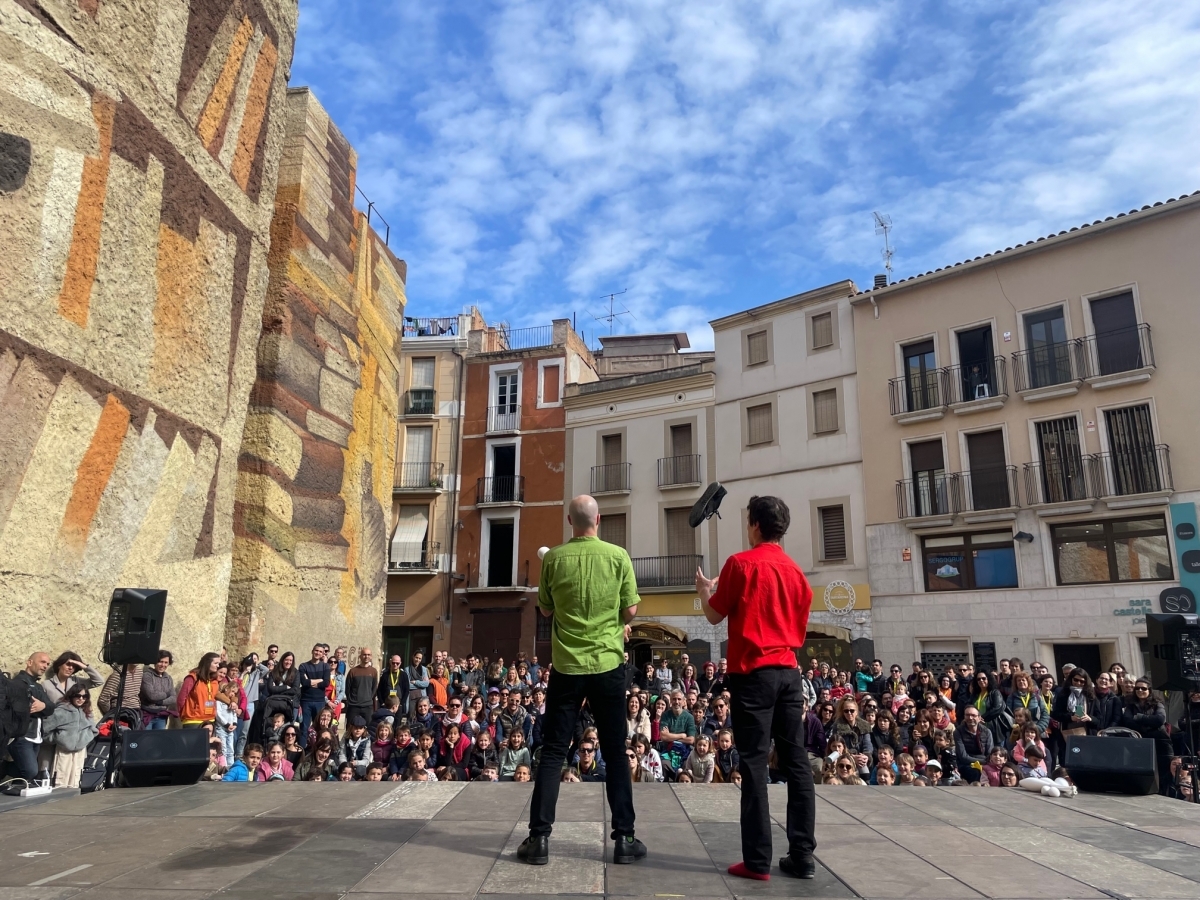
[697,495,816,882]
[1120,678,1173,793]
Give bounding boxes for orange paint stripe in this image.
[57,93,116,328]
[231,38,278,190]
[197,16,254,153]
[59,394,131,551]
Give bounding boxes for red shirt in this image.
[708,542,812,674]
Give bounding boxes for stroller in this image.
[80,707,142,792]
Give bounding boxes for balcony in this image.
[658,454,702,488]
[477,475,525,506]
[403,316,458,338]
[958,466,1020,523]
[896,473,960,525]
[632,554,704,589]
[1092,445,1173,509]
[389,540,441,573]
[591,462,631,494]
[393,461,445,492]
[888,371,947,424]
[945,358,1008,415]
[1080,324,1156,389]
[477,325,554,353]
[1011,340,1084,401]
[1023,459,1096,516]
[404,388,436,416]
[487,405,521,433]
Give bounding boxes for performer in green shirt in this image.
[518,495,646,867]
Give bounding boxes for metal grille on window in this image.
[599,513,627,549]
[747,330,769,365]
[819,505,847,560]
[1036,417,1085,502]
[1105,404,1159,494]
[747,403,772,444]
[811,312,833,349]
[812,388,838,433]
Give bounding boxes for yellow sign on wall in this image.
[634,584,871,619]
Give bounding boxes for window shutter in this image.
[670,423,693,457]
[746,331,769,365]
[819,506,847,560]
[747,403,773,445]
[599,513,627,549]
[665,508,695,557]
[542,364,560,404]
[603,433,623,465]
[812,389,838,433]
[812,312,833,349]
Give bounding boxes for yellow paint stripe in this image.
[196,16,254,152]
[57,93,116,327]
[231,38,277,190]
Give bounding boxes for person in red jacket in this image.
[696,495,816,882]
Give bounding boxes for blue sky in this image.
[292,0,1200,349]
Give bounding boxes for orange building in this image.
[450,320,598,662]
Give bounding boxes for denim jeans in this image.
[144,716,169,730]
[299,699,326,748]
[5,737,40,781]
[235,702,255,756]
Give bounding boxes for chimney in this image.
[873,273,888,290]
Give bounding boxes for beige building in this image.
[851,193,1200,677]
[385,311,483,662]
[711,283,874,668]
[563,334,719,666]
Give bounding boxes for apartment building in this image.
[385,311,484,661]
[852,192,1200,676]
[563,334,718,667]
[450,320,599,661]
[711,282,874,668]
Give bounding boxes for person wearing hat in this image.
[922,757,944,785]
[342,715,371,778]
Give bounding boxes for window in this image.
[486,518,515,586]
[818,506,846,561]
[902,339,940,411]
[496,372,518,411]
[665,508,695,557]
[1104,404,1161,494]
[812,388,838,434]
[602,433,623,465]
[410,358,435,388]
[1024,306,1072,388]
[599,512,627,549]
[954,325,997,402]
[746,403,773,445]
[1090,291,1142,374]
[746,330,769,366]
[908,439,948,517]
[965,430,1010,510]
[1052,516,1172,585]
[670,423,693,457]
[391,505,430,568]
[922,531,1018,592]
[811,312,833,350]
[400,426,433,487]
[1035,416,1086,503]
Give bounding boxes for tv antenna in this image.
[593,288,635,334]
[873,211,894,281]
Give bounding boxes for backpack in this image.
[0,671,32,748]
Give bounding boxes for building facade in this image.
[851,193,1200,677]
[384,310,481,662]
[450,320,598,662]
[563,334,719,667]
[711,282,875,668]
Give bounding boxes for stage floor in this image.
[2,782,1200,900]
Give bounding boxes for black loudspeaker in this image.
[1146,613,1200,691]
[1066,735,1157,795]
[102,588,167,666]
[120,729,208,787]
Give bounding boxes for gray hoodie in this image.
[44,703,99,753]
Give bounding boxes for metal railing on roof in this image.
[355,184,390,246]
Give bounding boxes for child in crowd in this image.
[713,729,739,783]
[871,746,897,784]
[214,679,240,766]
[257,741,293,781]
[343,716,371,778]
[630,734,664,783]
[477,764,500,782]
[1017,742,1048,779]
[912,743,931,775]
[469,730,499,780]
[513,764,532,783]
[415,729,438,770]
[499,729,531,781]
[896,753,916,785]
[1007,709,1034,751]
[222,743,264,782]
[560,768,581,783]
[336,762,356,781]
[43,684,98,789]
[404,753,427,780]
[372,722,394,766]
[202,740,225,781]
[982,747,1009,786]
[387,725,416,779]
[364,763,385,781]
[676,771,693,783]
[1011,724,1046,767]
[683,734,715,783]
[876,766,896,785]
[264,711,288,746]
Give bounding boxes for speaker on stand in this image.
[100,588,168,788]
[1145,613,1200,803]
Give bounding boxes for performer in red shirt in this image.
[696,495,816,881]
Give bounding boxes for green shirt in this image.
[537,536,638,675]
[660,709,698,739]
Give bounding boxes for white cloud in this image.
[292,0,1200,342]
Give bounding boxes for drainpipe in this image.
[442,344,468,634]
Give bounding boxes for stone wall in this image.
[226,88,405,659]
[0,0,297,673]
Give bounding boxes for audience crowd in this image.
[4,645,1198,803]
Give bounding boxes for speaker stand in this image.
[1186,701,1199,804]
[102,663,129,789]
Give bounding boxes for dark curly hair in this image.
[747,495,790,541]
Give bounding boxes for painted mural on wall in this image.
[227,88,406,657]
[0,0,297,672]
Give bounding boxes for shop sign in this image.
[1112,597,1151,625]
[823,581,856,616]
[1160,586,1197,614]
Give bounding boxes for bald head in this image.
[568,495,600,535]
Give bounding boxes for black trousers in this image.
[529,665,635,840]
[729,666,816,874]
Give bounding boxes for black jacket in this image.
[297,661,331,703]
[1091,692,1123,732]
[376,667,411,710]
[15,671,52,740]
[1120,698,1167,737]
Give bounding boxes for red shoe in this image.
[728,862,770,881]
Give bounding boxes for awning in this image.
[629,622,688,647]
[391,506,429,565]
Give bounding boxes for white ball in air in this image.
[537,546,550,560]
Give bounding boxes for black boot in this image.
[613,835,647,864]
[779,855,816,879]
[517,834,549,865]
